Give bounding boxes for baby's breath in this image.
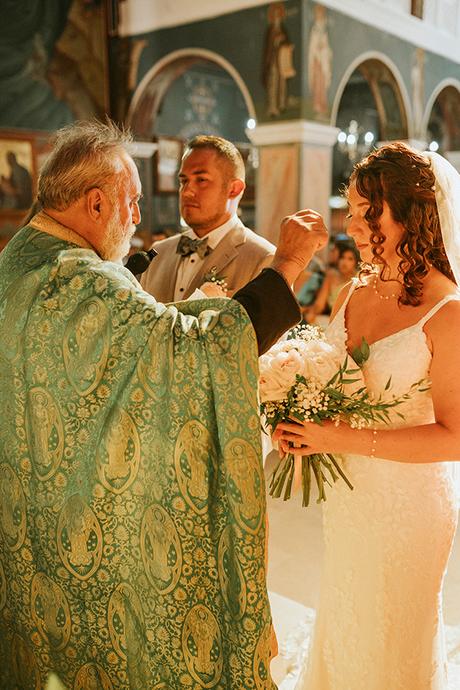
[288,323,325,342]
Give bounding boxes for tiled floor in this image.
[265,451,460,686]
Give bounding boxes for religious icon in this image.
[307,4,333,117]
[262,2,296,117]
[182,605,223,685]
[0,138,34,211]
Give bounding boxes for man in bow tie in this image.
[140,135,275,301]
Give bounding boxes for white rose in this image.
[259,344,306,402]
[259,337,353,403]
[301,340,343,387]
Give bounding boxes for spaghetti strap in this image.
[328,278,359,327]
[418,292,460,327]
[339,278,360,311]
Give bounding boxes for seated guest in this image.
[294,256,326,321]
[326,232,354,269]
[304,244,360,323]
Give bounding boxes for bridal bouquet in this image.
[259,325,426,507]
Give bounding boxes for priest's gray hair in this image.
[38,119,133,210]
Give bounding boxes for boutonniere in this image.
[201,267,228,290]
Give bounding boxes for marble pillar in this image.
[248,120,339,244]
[254,143,299,245]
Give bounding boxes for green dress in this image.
[0,215,276,690]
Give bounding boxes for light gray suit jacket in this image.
[140,220,276,302]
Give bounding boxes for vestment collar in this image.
[29,211,97,252]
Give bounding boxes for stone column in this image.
[298,121,340,221]
[247,120,339,244]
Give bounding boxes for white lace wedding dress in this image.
[290,281,460,690]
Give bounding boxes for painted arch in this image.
[127,48,256,140]
[423,79,460,152]
[330,51,410,139]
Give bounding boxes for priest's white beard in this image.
[100,206,135,263]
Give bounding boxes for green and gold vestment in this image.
[0,215,276,689]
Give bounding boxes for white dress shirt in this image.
[173,214,238,301]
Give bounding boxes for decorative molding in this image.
[119,0,460,64]
[119,0,271,36]
[247,120,340,147]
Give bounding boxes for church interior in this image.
[1,1,460,687]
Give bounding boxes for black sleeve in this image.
[233,268,301,355]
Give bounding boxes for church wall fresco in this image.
[123,1,303,125]
[125,0,460,132]
[0,0,109,131]
[0,0,459,242]
[0,0,458,137]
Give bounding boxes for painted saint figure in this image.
[307,4,332,117]
[262,2,296,117]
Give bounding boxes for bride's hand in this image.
[274,419,339,455]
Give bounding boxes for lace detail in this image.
[279,609,460,690]
[290,283,460,690]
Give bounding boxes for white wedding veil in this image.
[424,150,460,504]
[423,151,460,287]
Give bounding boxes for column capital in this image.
[247,119,340,147]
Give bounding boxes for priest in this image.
[0,119,327,689]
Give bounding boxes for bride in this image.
[275,143,460,690]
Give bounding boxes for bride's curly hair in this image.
[348,142,455,306]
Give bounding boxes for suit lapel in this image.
[186,222,246,296]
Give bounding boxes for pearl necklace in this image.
[372,275,401,301]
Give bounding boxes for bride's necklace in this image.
[372,275,401,301]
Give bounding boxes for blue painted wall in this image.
[127,0,460,128]
[128,0,303,124]
[0,0,458,135]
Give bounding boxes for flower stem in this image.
[268,451,353,507]
[311,457,325,503]
[283,457,295,501]
[325,453,354,490]
[270,455,293,498]
[302,456,311,507]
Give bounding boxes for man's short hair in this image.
[185,135,245,182]
[38,119,133,211]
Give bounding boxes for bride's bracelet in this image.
[370,429,378,458]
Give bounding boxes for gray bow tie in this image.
[176,235,211,259]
